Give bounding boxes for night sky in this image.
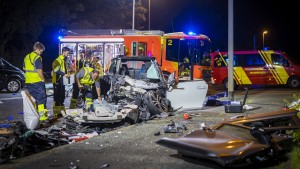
[3,1,299,70]
[143,0,300,61]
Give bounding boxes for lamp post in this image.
[262,31,268,49]
[148,0,151,30]
[132,0,135,30]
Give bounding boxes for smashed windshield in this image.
[146,63,159,79]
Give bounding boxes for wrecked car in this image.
[65,56,208,124]
[156,109,300,167]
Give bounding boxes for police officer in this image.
[74,66,102,111]
[52,47,70,118]
[23,42,48,122]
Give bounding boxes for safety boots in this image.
[52,106,65,118]
[69,98,77,109]
[38,104,48,121]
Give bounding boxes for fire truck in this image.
[58,29,211,81]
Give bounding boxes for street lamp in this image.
[262,31,268,49]
[132,0,135,30]
[148,0,151,30]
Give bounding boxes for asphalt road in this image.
[0,85,300,169]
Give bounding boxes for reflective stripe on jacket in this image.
[52,55,66,83]
[24,52,42,84]
[80,67,94,86]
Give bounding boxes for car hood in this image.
[156,128,269,166]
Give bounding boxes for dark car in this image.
[0,57,25,93]
[157,109,300,167]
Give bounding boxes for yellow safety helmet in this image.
[183,57,189,63]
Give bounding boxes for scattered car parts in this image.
[156,109,300,167]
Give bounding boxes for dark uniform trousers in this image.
[26,82,47,108]
[53,81,65,106]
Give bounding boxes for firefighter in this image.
[179,57,191,77]
[71,50,86,108]
[77,50,87,71]
[70,66,102,111]
[52,47,71,118]
[23,42,48,122]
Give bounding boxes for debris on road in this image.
[163,121,187,133]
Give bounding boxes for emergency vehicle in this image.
[58,29,211,81]
[210,50,300,89]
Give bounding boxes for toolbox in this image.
[224,88,248,113]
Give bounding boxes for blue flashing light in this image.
[188,31,196,35]
[263,47,269,50]
[58,36,62,40]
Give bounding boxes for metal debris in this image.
[163,121,187,133]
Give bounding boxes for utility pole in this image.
[148,0,151,30]
[228,0,234,101]
[132,0,135,30]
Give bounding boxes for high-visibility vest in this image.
[80,67,95,86]
[93,62,104,77]
[52,55,66,83]
[23,52,42,84]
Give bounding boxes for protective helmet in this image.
[183,57,189,63]
[93,63,102,72]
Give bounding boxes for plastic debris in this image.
[154,131,160,136]
[183,113,190,120]
[163,121,187,133]
[100,164,110,168]
[69,162,78,169]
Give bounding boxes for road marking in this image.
[0,97,23,101]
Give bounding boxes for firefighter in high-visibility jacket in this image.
[70,50,87,109]
[52,47,71,117]
[23,42,48,121]
[70,65,102,111]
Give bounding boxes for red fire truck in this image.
[210,50,300,89]
[58,29,211,81]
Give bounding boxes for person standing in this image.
[52,47,70,118]
[77,50,87,71]
[69,51,87,109]
[23,42,47,122]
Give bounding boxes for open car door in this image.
[166,73,208,110]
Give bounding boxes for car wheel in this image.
[287,76,300,88]
[6,78,21,93]
[144,91,168,115]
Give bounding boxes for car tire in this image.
[287,76,300,88]
[6,78,21,93]
[144,91,168,115]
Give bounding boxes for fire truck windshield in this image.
[165,38,211,66]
